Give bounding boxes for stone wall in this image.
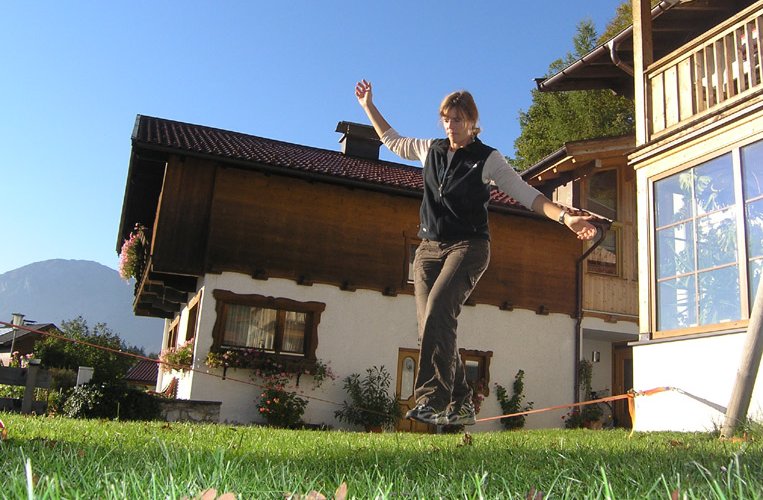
[158,399,221,423]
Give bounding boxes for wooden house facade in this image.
[118,116,595,430]
[522,134,639,427]
[538,0,763,431]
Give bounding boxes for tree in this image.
[512,18,634,170]
[598,0,661,43]
[35,317,139,383]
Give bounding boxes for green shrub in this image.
[495,369,533,430]
[335,366,401,431]
[61,382,161,421]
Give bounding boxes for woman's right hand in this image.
[355,79,373,108]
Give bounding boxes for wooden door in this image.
[395,348,433,433]
[612,343,633,428]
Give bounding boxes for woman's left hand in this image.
[566,215,598,240]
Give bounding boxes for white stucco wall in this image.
[633,332,763,431]
[171,272,578,431]
[582,337,613,396]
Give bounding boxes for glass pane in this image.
[400,356,415,401]
[587,170,618,220]
[656,222,694,279]
[658,275,697,330]
[696,208,737,270]
[747,199,763,259]
[694,154,734,215]
[749,259,762,308]
[464,359,480,383]
[282,311,306,354]
[223,304,276,350]
[588,229,618,275]
[698,266,741,325]
[655,172,693,227]
[742,140,763,199]
[248,307,277,350]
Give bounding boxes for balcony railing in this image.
[647,3,763,140]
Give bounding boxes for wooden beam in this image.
[721,280,763,438]
[147,272,198,293]
[633,0,654,146]
[142,284,188,305]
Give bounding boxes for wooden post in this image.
[721,281,763,438]
[21,359,41,414]
[633,0,654,146]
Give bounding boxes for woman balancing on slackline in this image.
[354,79,598,426]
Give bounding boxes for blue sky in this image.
[0,1,624,275]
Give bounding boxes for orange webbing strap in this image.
[476,392,632,423]
[477,387,674,438]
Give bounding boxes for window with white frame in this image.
[653,139,763,334]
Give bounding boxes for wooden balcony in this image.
[647,2,763,141]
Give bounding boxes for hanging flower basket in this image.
[118,224,146,281]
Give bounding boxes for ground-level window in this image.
[211,290,325,360]
[653,139,763,334]
[460,349,493,396]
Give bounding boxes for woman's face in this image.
[441,109,474,148]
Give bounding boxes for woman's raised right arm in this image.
[355,79,431,164]
[355,79,392,138]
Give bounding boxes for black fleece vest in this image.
[418,137,496,241]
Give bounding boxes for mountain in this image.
[0,260,165,353]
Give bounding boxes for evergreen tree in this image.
[512,17,634,170]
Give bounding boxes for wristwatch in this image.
[558,210,567,225]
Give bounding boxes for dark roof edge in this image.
[536,0,682,92]
[520,146,568,179]
[132,140,423,198]
[131,140,538,219]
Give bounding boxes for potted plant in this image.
[563,359,604,429]
[334,366,401,432]
[159,337,194,373]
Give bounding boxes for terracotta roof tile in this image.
[124,359,158,384]
[133,115,528,211]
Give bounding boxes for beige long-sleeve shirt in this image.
[380,128,542,210]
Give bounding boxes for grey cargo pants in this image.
[412,238,490,411]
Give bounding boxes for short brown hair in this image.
[439,90,481,136]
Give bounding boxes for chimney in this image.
[11,313,25,326]
[336,121,382,160]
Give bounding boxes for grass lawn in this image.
[1,412,761,499]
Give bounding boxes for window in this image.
[586,169,618,220]
[742,141,763,306]
[586,170,621,276]
[212,290,325,360]
[459,349,493,395]
[587,227,621,276]
[405,237,421,285]
[186,291,201,341]
[652,140,763,335]
[166,317,179,349]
